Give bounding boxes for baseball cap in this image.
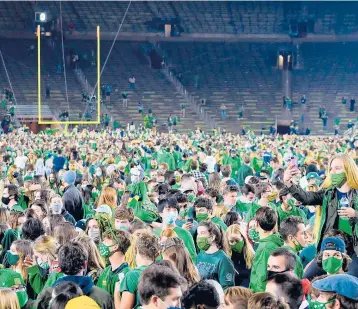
[306,172,320,180]
[0,269,28,307]
[312,274,358,301]
[321,237,345,253]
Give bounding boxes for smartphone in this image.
[290,156,298,168]
[187,218,193,224]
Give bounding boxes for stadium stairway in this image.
[0,39,86,121]
[72,40,211,132]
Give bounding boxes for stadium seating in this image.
[0,39,84,120]
[1,2,358,35]
[70,40,210,131]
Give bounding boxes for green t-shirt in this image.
[153,226,197,263]
[97,262,130,296]
[120,265,148,309]
[246,202,276,223]
[277,205,307,226]
[196,250,235,289]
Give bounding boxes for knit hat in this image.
[0,269,28,307]
[65,296,100,309]
[63,171,76,185]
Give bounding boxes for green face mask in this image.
[331,172,346,187]
[307,295,336,309]
[196,213,209,222]
[231,240,245,253]
[6,251,19,266]
[293,237,305,252]
[179,209,187,219]
[99,243,116,258]
[248,229,260,242]
[197,236,211,251]
[287,198,296,208]
[322,256,343,274]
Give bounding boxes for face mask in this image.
[293,237,304,252]
[175,175,181,183]
[2,196,10,205]
[331,172,346,187]
[37,258,50,270]
[267,192,278,202]
[179,209,187,219]
[50,202,63,215]
[6,251,19,266]
[96,171,102,177]
[115,223,129,231]
[231,240,244,253]
[196,213,209,222]
[164,213,178,225]
[322,256,343,274]
[88,228,100,241]
[287,198,296,208]
[307,295,335,309]
[248,229,260,242]
[99,242,116,258]
[91,192,99,200]
[197,236,211,251]
[267,269,288,280]
[49,179,55,184]
[81,184,87,190]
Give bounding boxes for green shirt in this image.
[277,205,307,226]
[246,202,276,223]
[120,265,148,309]
[153,226,197,263]
[196,250,235,289]
[281,245,304,279]
[97,262,130,296]
[250,233,283,292]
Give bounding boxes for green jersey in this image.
[120,265,148,309]
[97,262,130,295]
[196,250,235,289]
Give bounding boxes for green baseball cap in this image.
[0,269,28,307]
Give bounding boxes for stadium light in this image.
[39,13,46,22]
[35,12,47,23]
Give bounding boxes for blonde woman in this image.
[23,235,58,295]
[284,153,358,253]
[0,288,20,309]
[226,224,255,288]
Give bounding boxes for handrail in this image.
[151,43,217,129]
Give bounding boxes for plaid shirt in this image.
[189,171,208,187]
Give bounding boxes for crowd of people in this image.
[0,126,358,309]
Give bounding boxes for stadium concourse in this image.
[1,1,358,309]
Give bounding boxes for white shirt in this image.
[14,155,28,169]
[204,156,216,173]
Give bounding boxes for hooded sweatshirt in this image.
[250,233,283,292]
[36,276,114,309]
